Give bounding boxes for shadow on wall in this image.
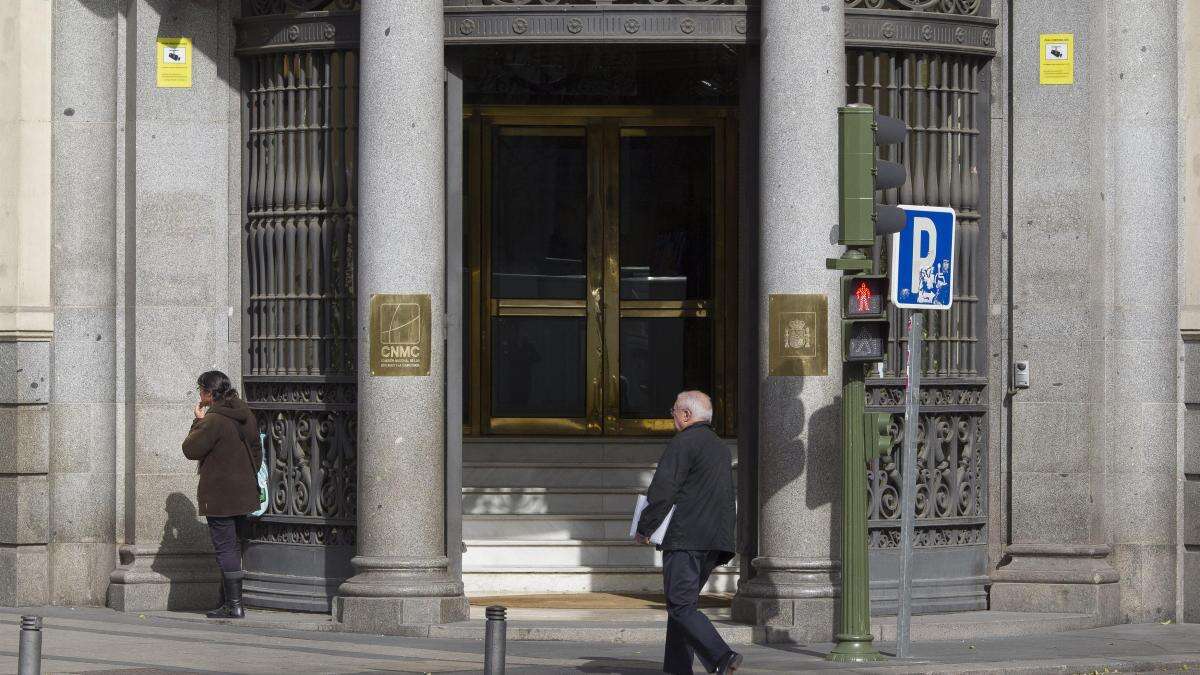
[77,0,238,87]
[755,375,843,629]
[150,493,218,609]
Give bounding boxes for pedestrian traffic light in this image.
[864,412,893,460]
[838,104,907,247]
[841,275,888,362]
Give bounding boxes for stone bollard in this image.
[18,616,41,675]
[484,605,507,675]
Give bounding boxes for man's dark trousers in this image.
[663,549,732,674]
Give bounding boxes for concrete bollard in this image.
[18,616,41,675]
[484,605,507,675]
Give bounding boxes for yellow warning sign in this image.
[156,37,192,88]
[1039,33,1074,85]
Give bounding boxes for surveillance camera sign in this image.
[156,37,192,88]
[1039,33,1074,85]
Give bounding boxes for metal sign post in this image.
[896,314,923,659]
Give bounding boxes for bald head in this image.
[672,390,713,431]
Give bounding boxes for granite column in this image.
[49,0,119,606]
[334,0,469,631]
[731,1,846,642]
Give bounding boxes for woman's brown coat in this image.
[182,396,263,517]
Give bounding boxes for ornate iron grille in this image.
[462,1,751,5]
[239,28,361,608]
[244,0,359,15]
[244,52,358,376]
[846,49,989,552]
[844,0,981,14]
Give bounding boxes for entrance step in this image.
[461,539,738,593]
[464,487,642,516]
[460,438,738,595]
[462,462,657,489]
[464,514,640,540]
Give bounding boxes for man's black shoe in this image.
[715,651,742,673]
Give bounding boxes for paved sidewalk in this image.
[0,607,1197,674]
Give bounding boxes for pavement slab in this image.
[0,607,1194,674]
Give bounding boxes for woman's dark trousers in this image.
[206,516,246,618]
[662,549,733,674]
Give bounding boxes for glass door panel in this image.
[618,130,714,301]
[618,317,712,419]
[606,126,723,434]
[483,123,601,434]
[468,109,733,436]
[491,129,588,300]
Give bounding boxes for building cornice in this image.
[844,8,997,57]
[443,5,756,45]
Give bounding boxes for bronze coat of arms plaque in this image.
[370,293,432,376]
[768,294,828,376]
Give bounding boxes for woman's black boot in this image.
[206,572,246,619]
[204,578,226,618]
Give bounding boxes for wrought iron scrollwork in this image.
[866,398,986,548]
[844,0,982,15]
[241,0,361,579]
[482,0,747,4]
[849,44,990,551]
[245,0,360,17]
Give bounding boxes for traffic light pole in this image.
[826,104,907,663]
[827,253,885,664]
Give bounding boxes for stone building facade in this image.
[0,0,1196,638]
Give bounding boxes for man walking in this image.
[637,391,741,674]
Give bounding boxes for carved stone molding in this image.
[235,12,362,54]
[444,6,757,44]
[844,0,981,15]
[845,8,996,56]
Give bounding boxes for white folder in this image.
[630,494,675,545]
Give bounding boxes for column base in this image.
[990,544,1120,623]
[731,556,839,643]
[107,545,220,612]
[335,555,469,633]
[827,635,886,663]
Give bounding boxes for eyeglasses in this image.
[666,407,687,418]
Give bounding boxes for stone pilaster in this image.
[0,0,55,607]
[107,0,238,611]
[993,0,1179,624]
[1100,0,1179,624]
[333,0,468,632]
[1181,0,1200,626]
[49,0,120,607]
[731,1,845,643]
[990,0,1118,620]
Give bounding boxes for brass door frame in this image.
[464,106,738,437]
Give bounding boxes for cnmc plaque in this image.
[768,294,828,376]
[370,293,432,376]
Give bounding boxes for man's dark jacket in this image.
[637,423,735,561]
[182,396,263,517]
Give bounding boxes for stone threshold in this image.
[157,606,1098,645]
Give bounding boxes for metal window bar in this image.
[849,48,988,548]
[845,50,983,379]
[244,49,360,524]
[246,51,358,378]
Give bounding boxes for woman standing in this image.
[182,370,263,619]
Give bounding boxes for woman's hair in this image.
[197,370,239,401]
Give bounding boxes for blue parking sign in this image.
[889,205,956,310]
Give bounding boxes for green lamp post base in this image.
[826,634,886,663]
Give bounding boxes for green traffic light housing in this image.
[840,275,888,362]
[838,104,908,247]
[864,412,893,460]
